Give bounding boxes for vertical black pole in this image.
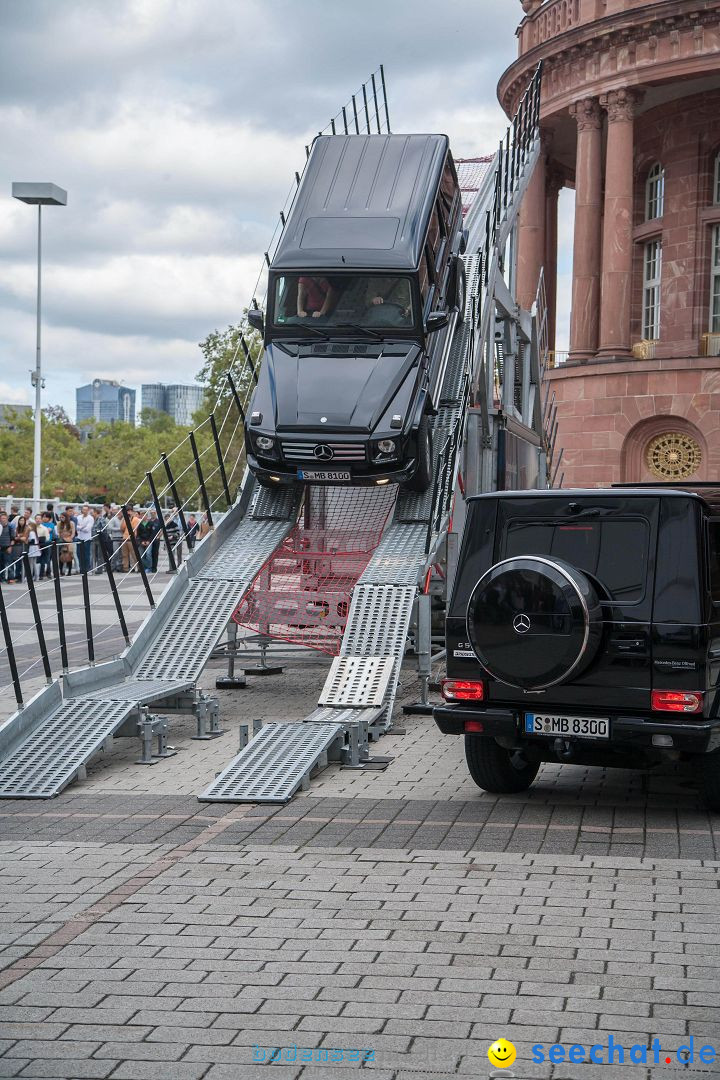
[380,65,391,132]
[371,72,381,133]
[51,541,69,672]
[146,470,177,573]
[240,334,258,385]
[121,507,154,608]
[160,453,189,540]
[0,582,22,708]
[226,372,246,424]
[351,94,360,134]
[503,130,510,210]
[210,413,232,508]
[330,117,336,135]
[80,540,94,665]
[362,83,371,133]
[23,554,51,683]
[342,105,348,134]
[189,431,213,529]
[103,549,130,646]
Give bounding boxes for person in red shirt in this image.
[297,276,336,319]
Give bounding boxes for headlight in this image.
[256,436,275,451]
[377,439,396,454]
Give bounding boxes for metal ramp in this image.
[0,483,300,799]
[200,722,346,803]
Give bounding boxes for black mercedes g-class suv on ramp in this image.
[434,487,720,809]
[245,133,466,492]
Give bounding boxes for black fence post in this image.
[103,549,130,647]
[342,105,348,134]
[362,83,371,133]
[226,372,246,424]
[351,94,360,134]
[80,540,95,665]
[371,72,381,133]
[146,470,177,573]
[210,413,232,508]
[380,65,391,132]
[0,581,23,708]
[240,334,258,385]
[160,453,189,541]
[22,554,52,683]
[50,541,69,672]
[189,431,213,529]
[121,507,154,608]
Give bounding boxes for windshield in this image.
[271,273,415,330]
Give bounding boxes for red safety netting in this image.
[233,486,397,654]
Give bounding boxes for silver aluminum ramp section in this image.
[199,722,345,803]
[0,482,300,798]
[0,698,144,799]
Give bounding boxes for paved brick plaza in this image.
[1,654,719,1079]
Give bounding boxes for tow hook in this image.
[554,737,576,761]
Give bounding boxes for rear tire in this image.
[697,750,720,812]
[464,735,540,794]
[405,413,433,493]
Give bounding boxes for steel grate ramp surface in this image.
[358,524,428,586]
[78,677,192,702]
[199,722,345,803]
[133,580,252,681]
[195,519,294,582]
[341,586,416,660]
[319,656,395,707]
[0,699,138,799]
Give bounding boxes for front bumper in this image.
[247,451,418,487]
[433,704,720,756]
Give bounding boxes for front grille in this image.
[282,441,366,463]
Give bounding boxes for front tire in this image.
[697,750,720,812]
[464,735,540,794]
[405,413,433,493]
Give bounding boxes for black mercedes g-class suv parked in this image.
[245,133,466,492]
[434,487,720,809]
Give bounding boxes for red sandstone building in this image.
[499,0,720,485]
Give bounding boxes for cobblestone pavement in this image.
[0,654,719,1079]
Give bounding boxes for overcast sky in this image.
[0,0,571,420]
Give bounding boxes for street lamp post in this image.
[11,182,67,517]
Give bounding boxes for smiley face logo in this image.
[487,1038,517,1069]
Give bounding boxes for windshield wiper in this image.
[333,323,382,340]
[288,322,330,339]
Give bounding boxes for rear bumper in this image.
[433,704,720,756]
[247,451,417,487]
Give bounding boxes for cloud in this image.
[0,0,523,417]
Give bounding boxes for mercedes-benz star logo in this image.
[314,444,334,461]
[513,613,531,634]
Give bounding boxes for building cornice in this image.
[499,0,720,119]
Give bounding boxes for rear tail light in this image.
[651,690,703,715]
[441,678,486,702]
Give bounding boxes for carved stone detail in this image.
[569,96,602,131]
[600,87,644,122]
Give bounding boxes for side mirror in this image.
[425,310,450,334]
[247,308,264,334]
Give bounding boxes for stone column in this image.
[516,148,547,312]
[568,97,603,362]
[598,87,643,359]
[545,169,563,353]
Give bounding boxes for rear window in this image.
[502,518,650,603]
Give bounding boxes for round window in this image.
[645,432,702,480]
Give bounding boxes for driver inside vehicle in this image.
[275,273,414,329]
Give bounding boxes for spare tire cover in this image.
[466,556,603,690]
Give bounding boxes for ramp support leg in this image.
[244,637,284,677]
[191,690,225,741]
[136,709,177,764]
[403,592,434,716]
[216,621,247,690]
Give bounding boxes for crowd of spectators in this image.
[0,502,210,584]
